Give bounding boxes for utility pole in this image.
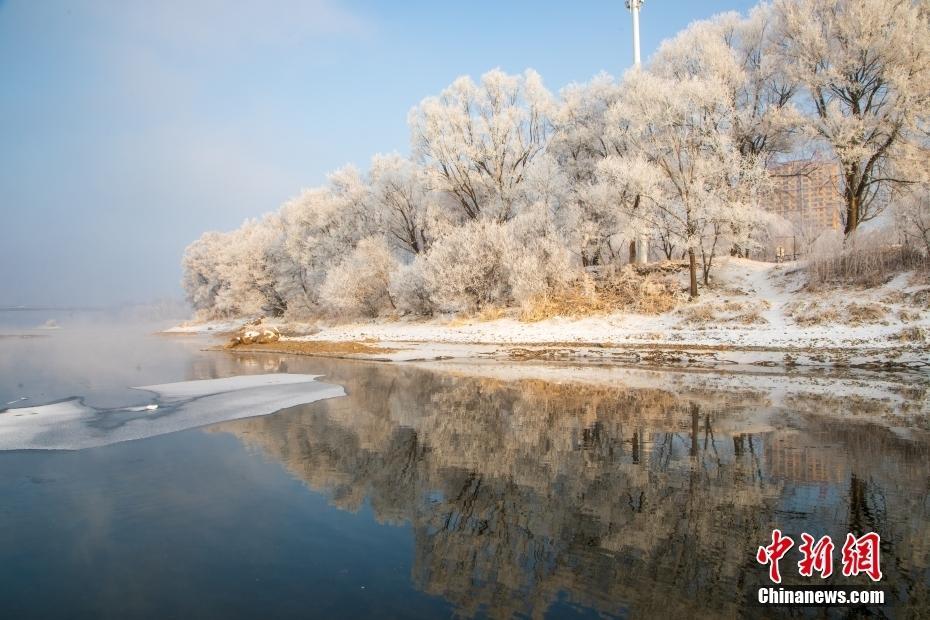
[627,0,644,66]
[627,0,649,265]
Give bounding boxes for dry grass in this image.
[785,300,888,326]
[882,291,907,305]
[806,244,928,290]
[444,305,511,325]
[677,300,770,326]
[476,306,508,321]
[907,287,930,306]
[848,302,888,324]
[891,326,928,343]
[520,267,681,322]
[679,304,717,324]
[737,309,768,324]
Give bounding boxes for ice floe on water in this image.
[0,374,344,451]
[136,373,321,399]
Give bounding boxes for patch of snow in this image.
[125,404,159,412]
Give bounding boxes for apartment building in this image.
[766,160,844,232]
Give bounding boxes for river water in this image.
[0,321,928,618]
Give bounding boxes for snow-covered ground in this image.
[168,259,930,370]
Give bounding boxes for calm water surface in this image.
[1,322,928,618]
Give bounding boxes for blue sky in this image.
[0,0,759,306]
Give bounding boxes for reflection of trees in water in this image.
[212,358,930,618]
[810,417,930,615]
[185,352,292,381]
[753,408,930,617]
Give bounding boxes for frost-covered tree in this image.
[421,220,513,312]
[409,69,554,223]
[775,0,930,234]
[608,70,769,297]
[180,0,930,321]
[550,74,625,183]
[550,74,633,265]
[650,7,798,260]
[367,153,434,255]
[389,258,435,316]
[589,153,658,264]
[505,204,576,307]
[511,151,579,265]
[181,231,230,318]
[420,213,575,313]
[893,171,930,255]
[211,216,288,317]
[276,190,326,313]
[275,165,375,315]
[320,237,399,317]
[652,6,799,165]
[650,4,800,170]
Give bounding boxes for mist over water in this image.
[0,316,203,408]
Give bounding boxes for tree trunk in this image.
[688,248,698,298]
[663,241,674,260]
[844,175,860,236]
[629,240,636,264]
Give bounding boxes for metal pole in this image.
[627,1,649,264]
[631,2,642,66]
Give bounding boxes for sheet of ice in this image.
[135,373,321,399]
[161,319,247,334]
[0,373,344,451]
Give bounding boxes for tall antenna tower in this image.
[626,0,644,66]
[627,1,649,264]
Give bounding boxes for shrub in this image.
[893,326,928,343]
[389,259,435,316]
[421,220,513,313]
[785,300,887,326]
[320,237,399,317]
[506,206,577,308]
[805,229,928,289]
[520,266,680,322]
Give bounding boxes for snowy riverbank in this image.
[166,259,930,372]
